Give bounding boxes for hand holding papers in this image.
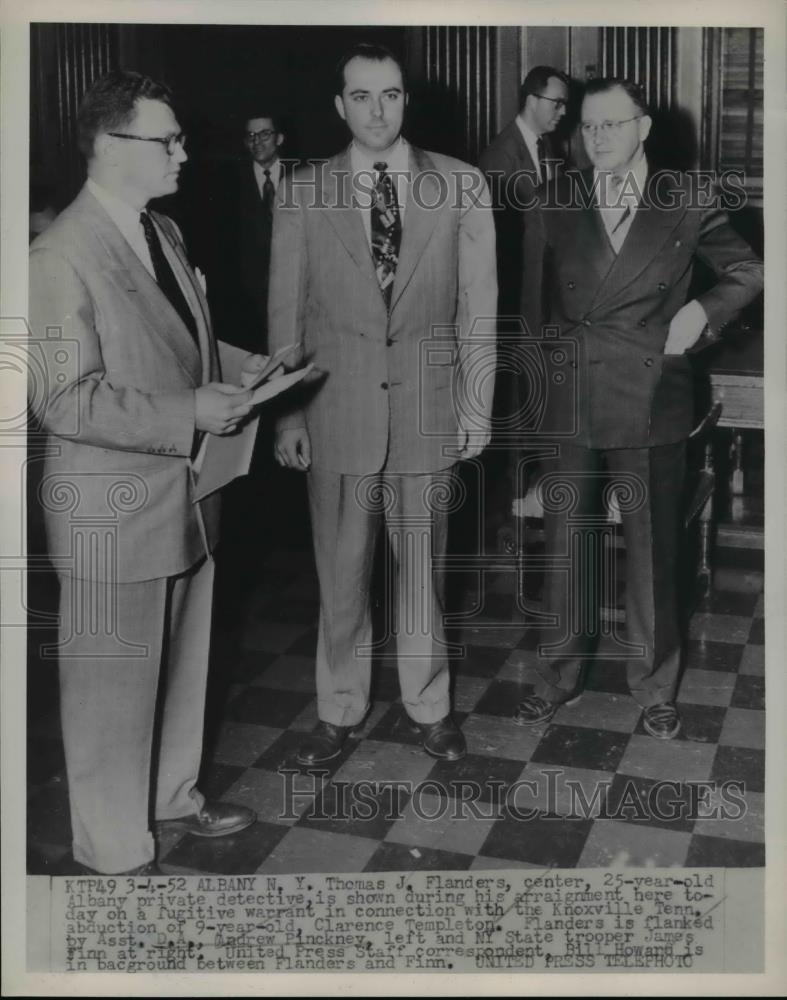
[191,345,313,501]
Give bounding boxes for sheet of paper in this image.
[191,364,314,501]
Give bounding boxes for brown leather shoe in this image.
[158,801,256,838]
[296,720,355,765]
[412,716,466,761]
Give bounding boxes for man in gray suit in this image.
[268,43,497,765]
[29,71,261,874]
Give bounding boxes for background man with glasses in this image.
[480,65,569,316]
[239,112,287,352]
[515,77,763,740]
[480,66,570,548]
[28,70,263,874]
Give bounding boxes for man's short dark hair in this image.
[519,65,570,110]
[77,70,173,159]
[244,111,284,134]
[334,42,407,97]
[583,77,650,117]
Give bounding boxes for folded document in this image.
[191,361,313,502]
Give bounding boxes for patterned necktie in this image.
[139,212,198,343]
[371,161,402,309]
[262,168,275,215]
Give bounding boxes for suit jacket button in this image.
[381,382,389,389]
[639,319,647,327]
[658,282,667,291]
[582,318,591,326]
[567,280,575,289]
[644,357,654,366]
[386,338,393,346]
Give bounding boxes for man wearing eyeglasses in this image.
[514,78,763,740]
[239,113,287,352]
[479,66,570,547]
[480,66,569,316]
[28,70,264,874]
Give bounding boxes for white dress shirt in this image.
[595,152,649,254]
[515,116,548,183]
[350,137,409,247]
[253,157,282,199]
[87,177,156,277]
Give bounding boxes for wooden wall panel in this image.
[419,25,497,162]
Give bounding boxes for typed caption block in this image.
[28,867,762,974]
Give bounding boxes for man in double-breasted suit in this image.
[514,78,763,739]
[29,71,261,874]
[268,43,497,764]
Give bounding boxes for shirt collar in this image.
[350,136,408,175]
[253,157,281,183]
[594,152,649,206]
[87,176,147,234]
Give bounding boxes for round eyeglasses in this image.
[580,117,642,137]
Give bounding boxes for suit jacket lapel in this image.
[588,170,688,312]
[389,146,442,311]
[153,214,216,383]
[319,149,380,289]
[78,188,202,383]
[506,121,533,172]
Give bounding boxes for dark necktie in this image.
[371,161,402,309]
[536,137,547,182]
[262,168,275,215]
[139,212,198,343]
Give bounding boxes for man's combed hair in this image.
[244,111,284,134]
[519,65,570,110]
[583,77,650,117]
[334,42,407,96]
[77,69,174,159]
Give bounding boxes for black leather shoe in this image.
[296,721,355,765]
[642,703,681,740]
[412,716,466,761]
[158,801,256,838]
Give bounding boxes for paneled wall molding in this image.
[416,25,497,163]
[600,26,678,110]
[31,23,119,201]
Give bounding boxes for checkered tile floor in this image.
[27,475,765,875]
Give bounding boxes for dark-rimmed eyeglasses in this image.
[580,117,643,137]
[533,94,567,110]
[245,129,278,143]
[108,132,187,155]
